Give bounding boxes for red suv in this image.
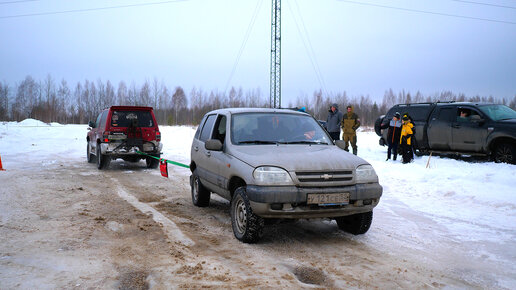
[87,106,162,169]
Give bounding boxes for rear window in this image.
[111,110,154,127]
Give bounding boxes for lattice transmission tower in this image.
[270,0,281,108]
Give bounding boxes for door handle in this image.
[205,151,211,157]
[452,124,460,128]
[193,146,199,151]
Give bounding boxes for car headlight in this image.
[253,166,294,185]
[356,164,378,183]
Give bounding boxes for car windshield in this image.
[231,112,331,145]
[479,105,516,121]
[111,110,154,127]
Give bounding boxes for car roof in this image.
[206,107,309,116]
[108,106,154,111]
[394,101,496,108]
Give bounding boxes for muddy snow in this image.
[0,120,515,289]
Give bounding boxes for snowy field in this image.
[1,119,515,288]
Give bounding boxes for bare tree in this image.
[0,81,9,120]
[117,81,128,105]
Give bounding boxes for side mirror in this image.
[205,139,223,151]
[335,140,347,151]
[470,115,485,125]
[88,121,96,128]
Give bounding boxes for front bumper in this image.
[246,183,382,218]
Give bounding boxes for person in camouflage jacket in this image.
[341,105,360,155]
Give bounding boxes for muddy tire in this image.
[96,144,110,170]
[191,171,210,207]
[146,155,159,169]
[493,143,516,164]
[87,142,94,163]
[230,187,264,243]
[336,211,373,235]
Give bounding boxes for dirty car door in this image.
[193,114,219,190]
[427,107,454,150]
[450,107,487,152]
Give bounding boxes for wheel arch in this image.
[488,137,516,153]
[189,161,196,173]
[228,176,246,199]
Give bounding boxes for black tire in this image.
[336,211,373,235]
[230,187,264,243]
[191,172,210,207]
[493,143,516,164]
[374,115,385,136]
[146,155,160,169]
[96,144,110,170]
[86,142,94,163]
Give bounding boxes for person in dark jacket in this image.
[341,105,360,155]
[325,103,343,141]
[381,112,402,161]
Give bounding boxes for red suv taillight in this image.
[103,131,109,143]
[156,130,161,142]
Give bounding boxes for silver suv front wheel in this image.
[230,187,264,243]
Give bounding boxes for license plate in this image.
[109,134,127,140]
[307,193,350,205]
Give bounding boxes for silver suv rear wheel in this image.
[191,171,210,207]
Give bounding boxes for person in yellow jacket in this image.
[341,105,360,155]
[400,114,414,163]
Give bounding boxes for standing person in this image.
[400,114,414,164]
[325,103,343,141]
[341,105,361,155]
[381,112,402,161]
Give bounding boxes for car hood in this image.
[228,144,367,171]
[496,119,516,124]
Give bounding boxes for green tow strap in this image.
[136,151,190,169]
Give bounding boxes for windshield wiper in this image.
[282,141,328,145]
[238,140,278,144]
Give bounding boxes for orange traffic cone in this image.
[0,154,5,171]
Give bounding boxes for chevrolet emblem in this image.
[321,174,333,180]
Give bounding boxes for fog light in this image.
[363,199,372,205]
[270,203,282,210]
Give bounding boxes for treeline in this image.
[1,75,515,126]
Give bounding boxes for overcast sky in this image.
[1,0,515,106]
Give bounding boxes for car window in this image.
[479,105,516,121]
[436,107,455,122]
[111,110,154,128]
[231,113,331,145]
[99,111,108,129]
[401,106,433,122]
[456,107,481,123]
[95,113,102,128]
[212,115,227,144]
[199,114,217,142]
[194,116,206,139]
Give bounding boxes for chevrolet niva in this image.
[190,108,382,243]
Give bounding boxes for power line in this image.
[451,0,516,10]
[225,0,264,94]
[337,0,516,25]
[287,0,328,97]
[0,0,38,5]
[0,0,189,19]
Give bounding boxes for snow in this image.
[1,120,515,287]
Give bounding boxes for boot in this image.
[353,148,357,155]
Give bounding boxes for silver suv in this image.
[190,108,383,243]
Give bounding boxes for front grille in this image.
[295,170,353,184]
